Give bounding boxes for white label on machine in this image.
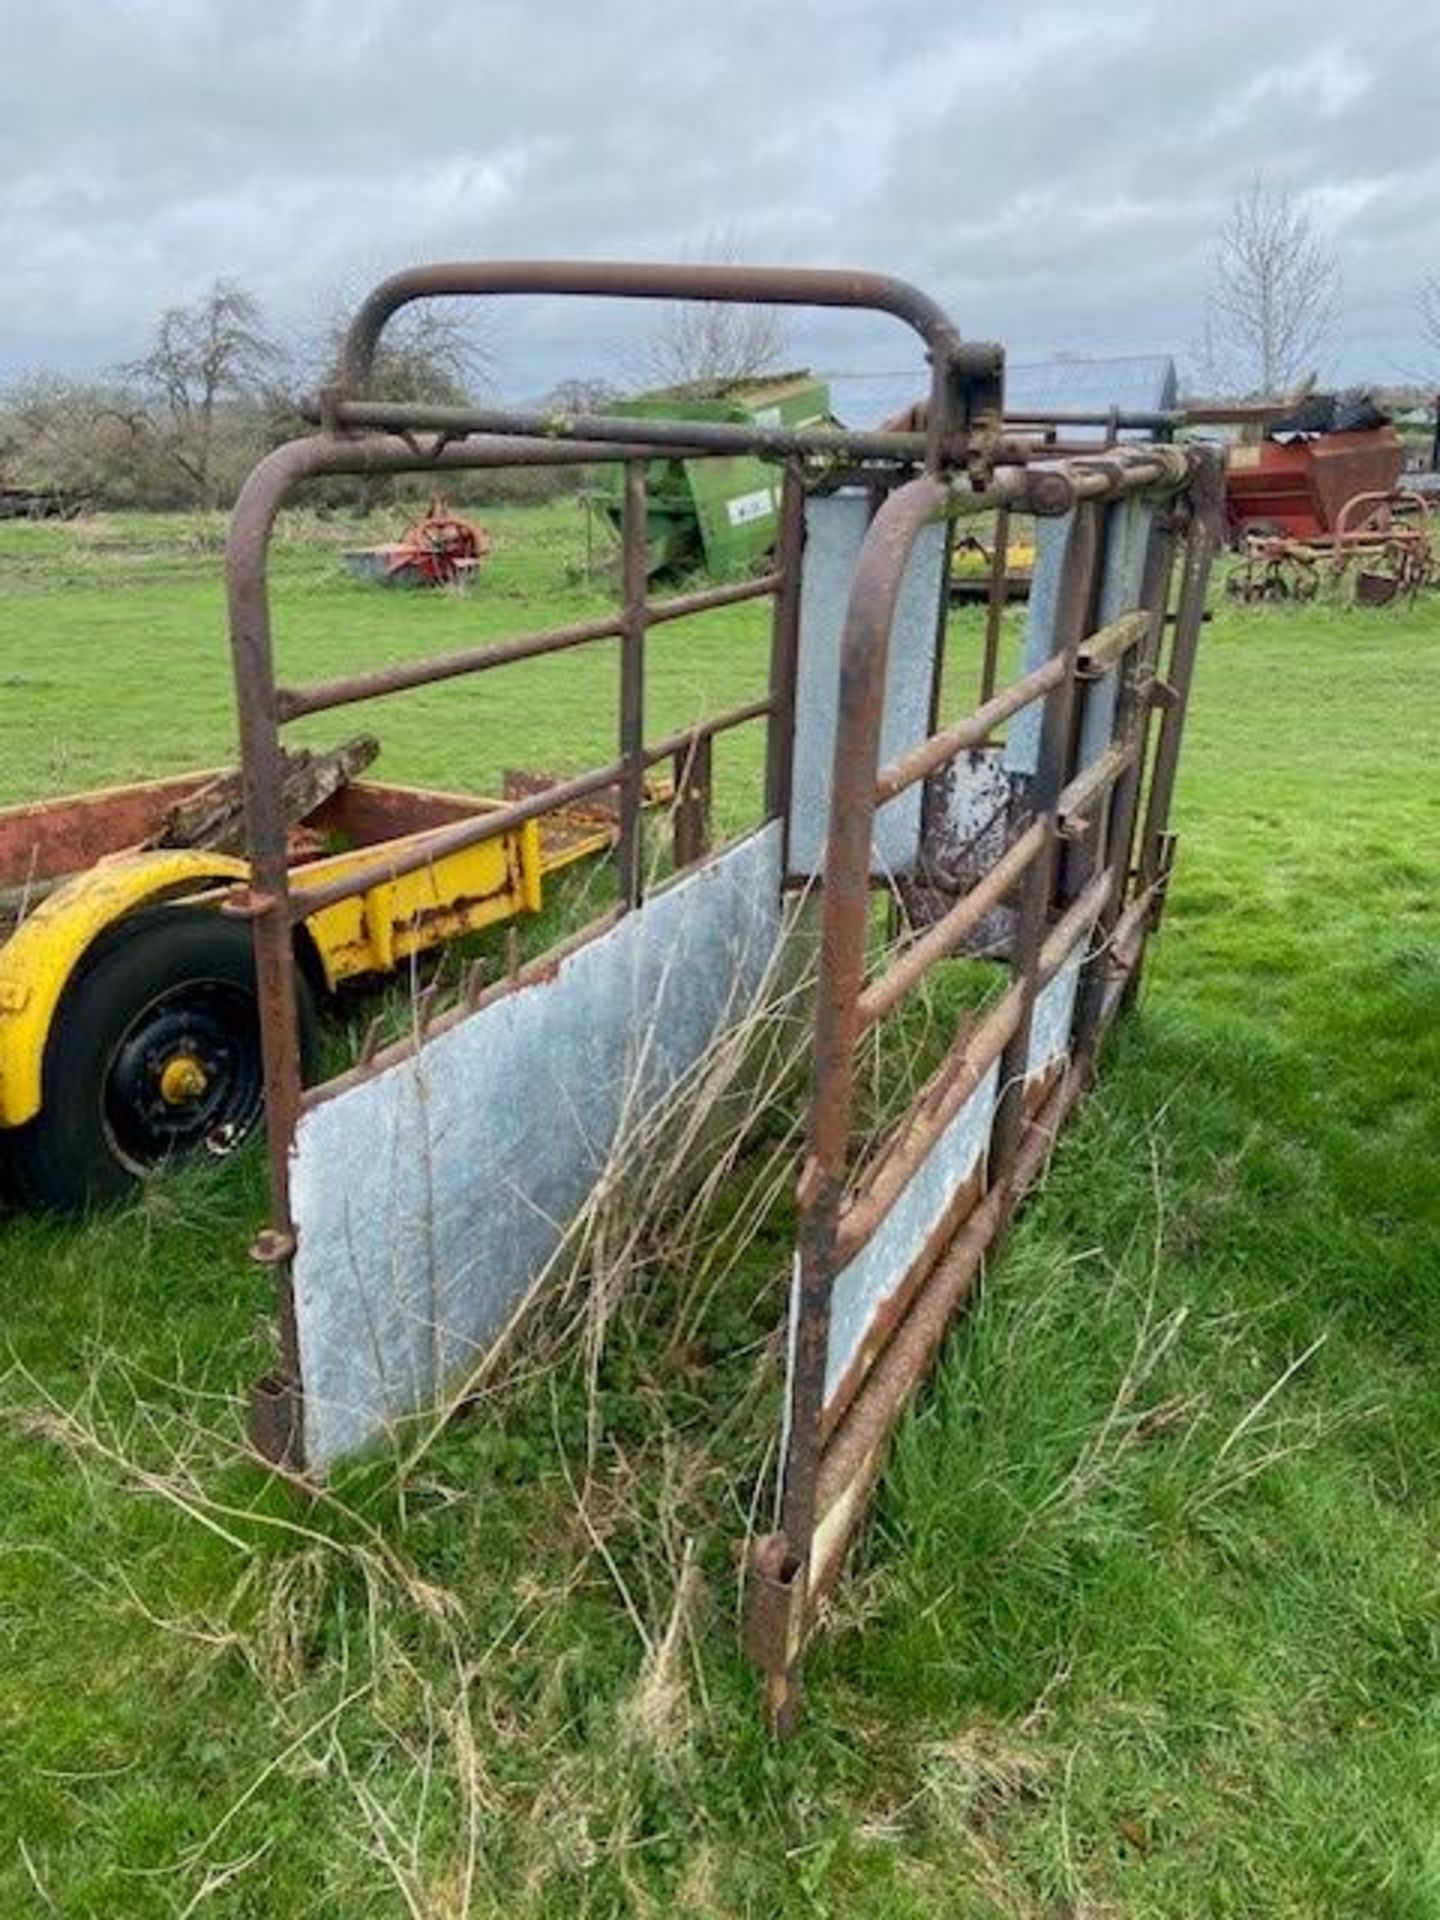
[727,487,777,526]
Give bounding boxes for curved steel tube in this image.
[340,259,961,387]
[780,469,949,1558]
[336,260,985,469]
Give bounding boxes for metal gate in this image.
[222,261,1219,1721]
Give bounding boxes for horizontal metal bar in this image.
[1004,407,1181,431]
[285,695,773,921]
[1037,865,1114,975]
[315,405,1193,498]
[877,409,1193,481]
[856,820,1047,1029]
[287,758,629,918]
[834,867,1113,1265]
[321,398,930,467]
[641,696,774,768]
[657,570,784,618]
[279,612,623,720]
[1056,741,1135,833]
[1179,395,1320,426]
[1106,883,1158,967]
[875,655,1068,802]
[1076,609,1150,675]
[1065,455,1177,498]
[276,571,780,722]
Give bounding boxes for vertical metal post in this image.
[980,504,1010,704]
[989,502,1102,1179]
[771,473,948,1728]
[618,459,648,909]
[1060,504,1175,911]
[226,485,310,1469]
[1070,511,1178,1066]
[1138,504,1215,904]
[765,465,806,866]
[672,732,712,869]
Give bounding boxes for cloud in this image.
[1,0,1436,395]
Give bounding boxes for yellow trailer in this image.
[0,763,626,1211]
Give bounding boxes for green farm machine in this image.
[588,373,832,578]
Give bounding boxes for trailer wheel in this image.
[7,905,316,1214]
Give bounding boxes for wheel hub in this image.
[158,1052,210,1106]
[104,985,262,1171]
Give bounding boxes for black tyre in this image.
[7,906,316,1213]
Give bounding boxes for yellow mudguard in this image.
[0,850,246,1127]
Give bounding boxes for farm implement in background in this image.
[1226,487,1433,606]
[0,484,88,522]
[584,371,833,579]
[1217,393,1433,607]
[209,258,1221,1731]
[342,493,490,588]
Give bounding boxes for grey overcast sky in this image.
[2,0,1437,406]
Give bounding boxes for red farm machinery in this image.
[1220,399,1432,606]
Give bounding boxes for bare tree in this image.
[307,295,490,406]
[348,302,488,404]
[641,233,791,392]
[543,376,620,414]
[270,297,494,512]
[1,373,171,507]
[1201,177,1338,398]
[123,280,280,505]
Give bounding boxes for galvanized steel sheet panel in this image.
[1005,510,1072,778]
[788,490,946,878]
[1076,494,1155,774]
[1026,948,1083,1078]
[823,1062,999,1407]
[1026,881,1109,1080]
[290,823,784,1471]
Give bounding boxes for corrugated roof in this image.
[1004,355,1177,422]
[829,353,1177,437]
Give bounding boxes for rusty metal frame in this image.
[221,261,1217,1726]
[225,260,1021,1466]
[744,443,1219,1728]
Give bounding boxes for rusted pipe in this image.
[277,572,779,722]
[834,867,1111,1267]
[338,260,964,390]
[1076,608,1151,675]
[1056,740,1136,835]
[874,654,1068,803]
[323,398,930,468]
[617,460,648,909]
[288,758,627,918]
[856,820,1047,1030]
[780,470,950,1559]
[765,466,806,840]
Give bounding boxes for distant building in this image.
[830,353,1177,437]
[1003,355,1177,438]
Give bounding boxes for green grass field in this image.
[0,504,1437,1918]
